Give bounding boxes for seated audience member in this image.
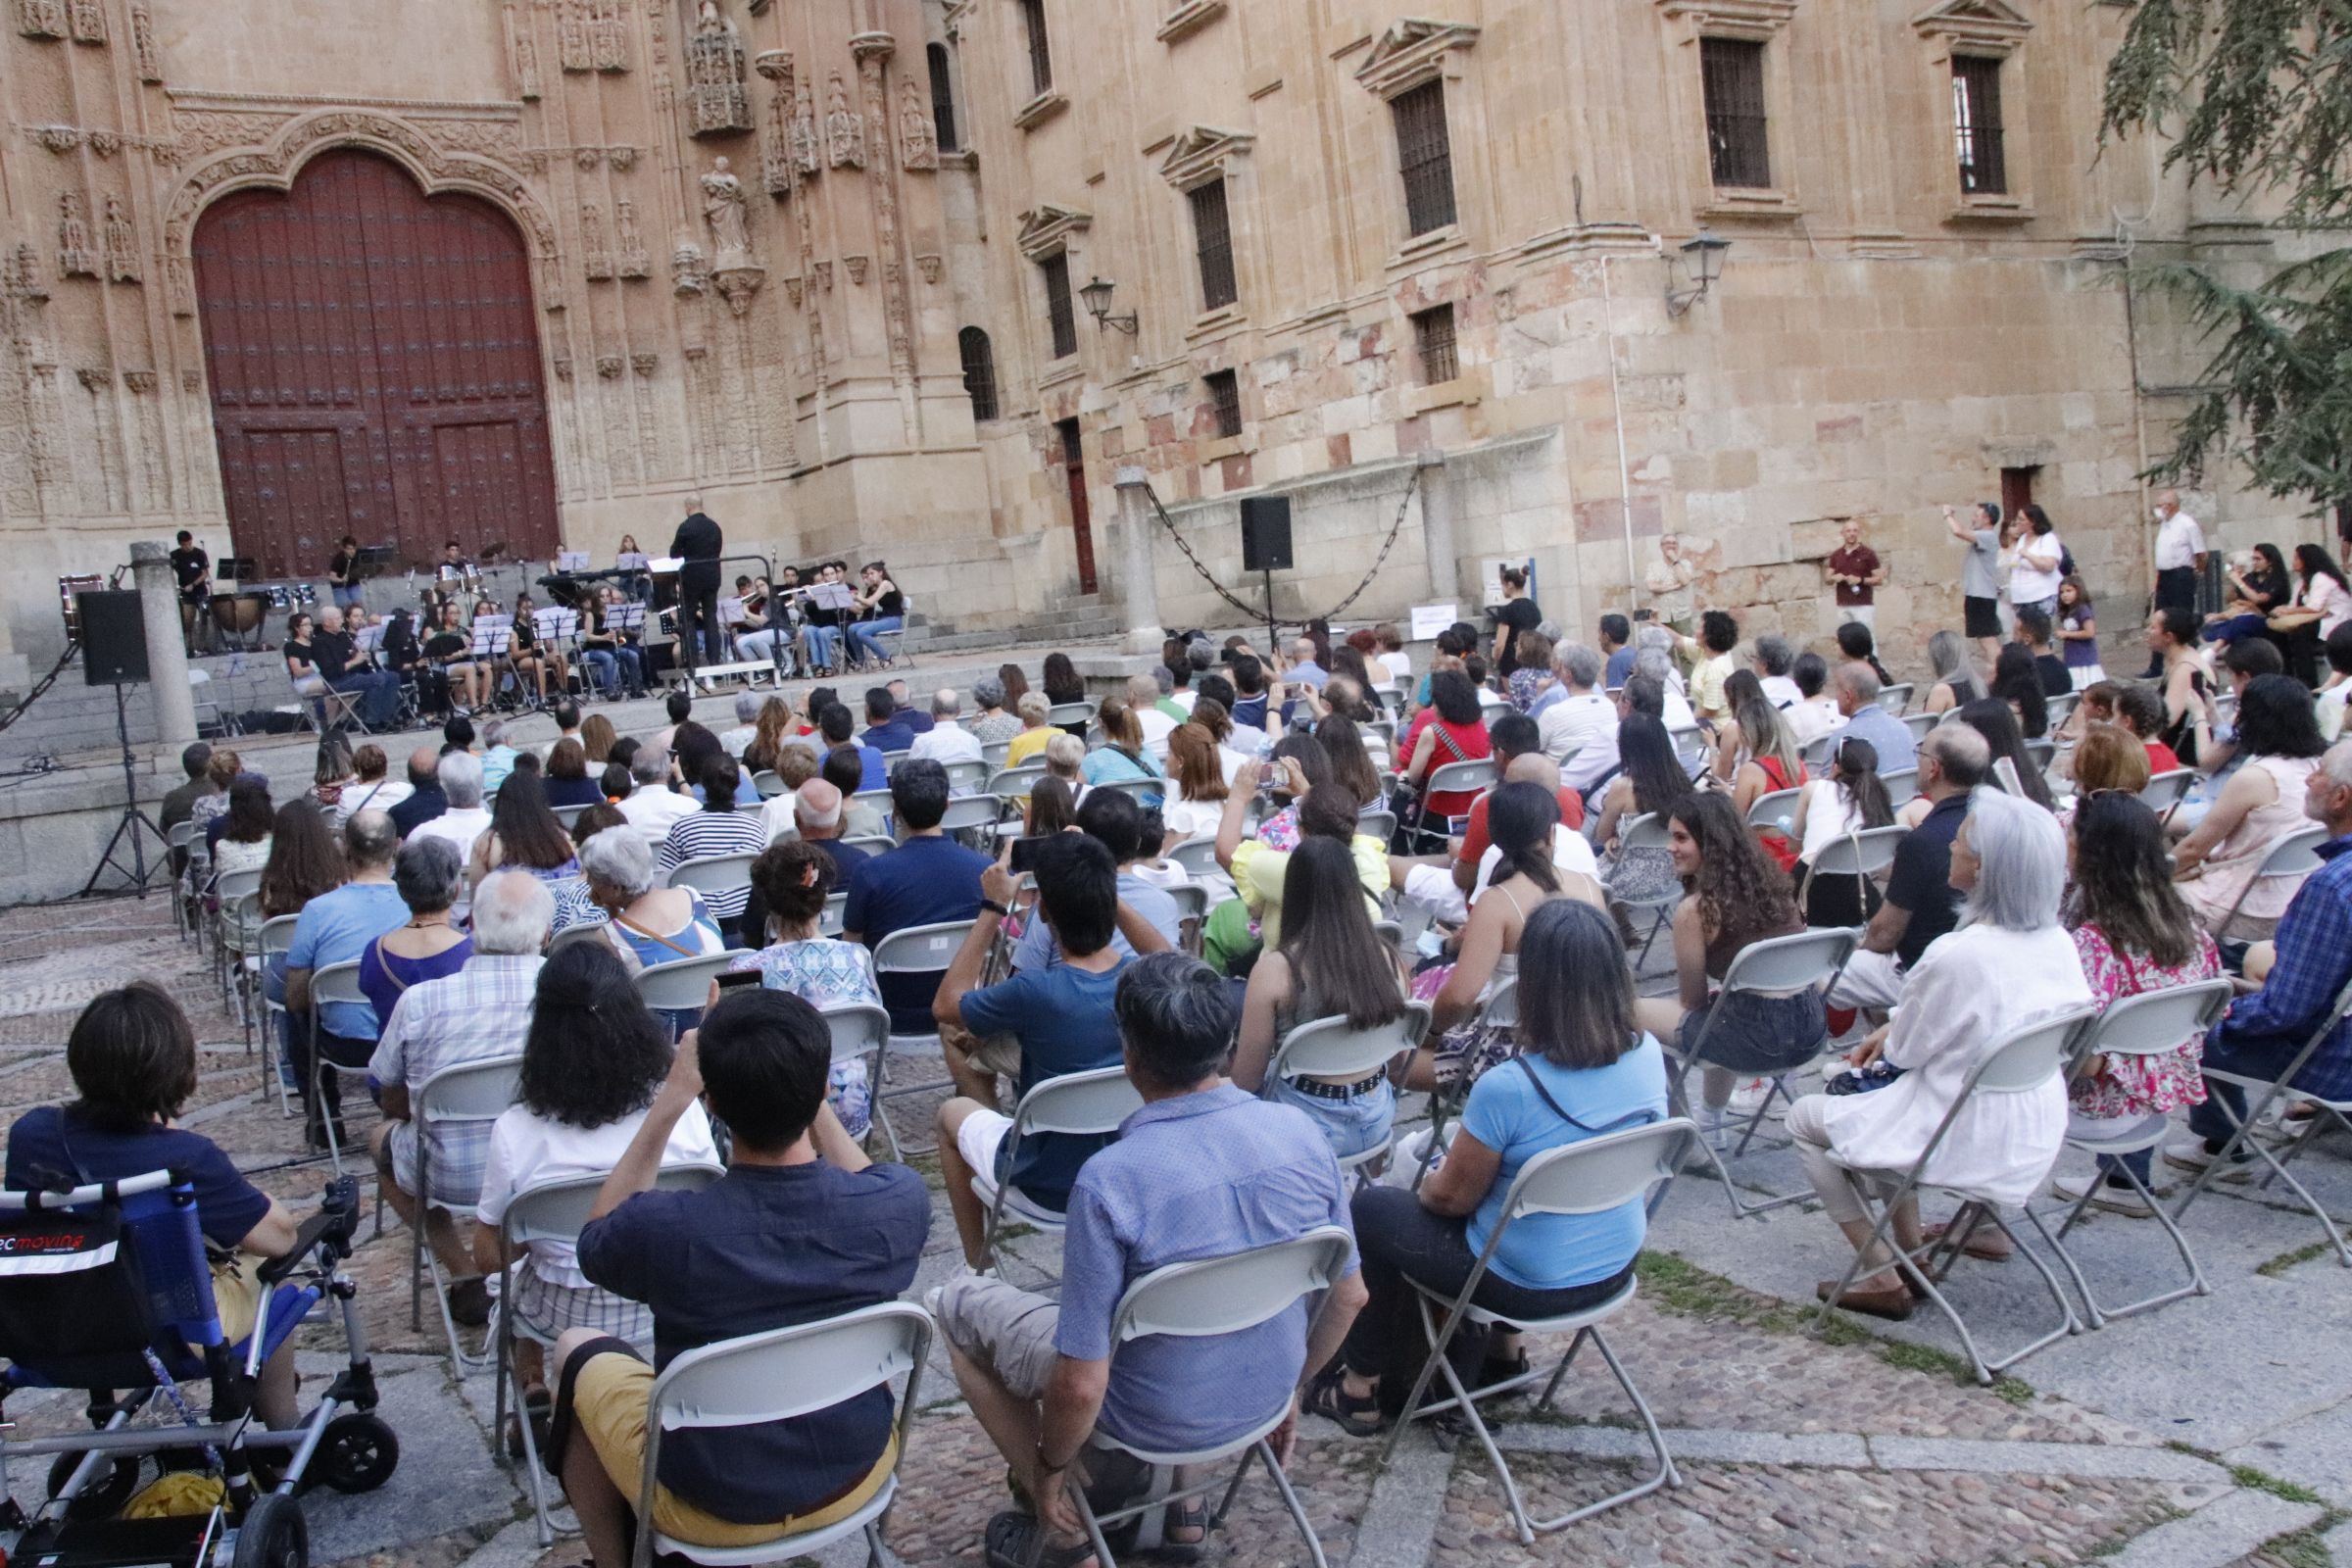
[212,778,275,880]
[1829,725,1990,1014]
[1013,790,1183,975]
[1632,792,1824,1136]
[766,777,872,887]
[2167,738,2352,1180]
[1124,671,1178,753]
[414,751,493,862]
[369,870,554,1326]
[659,755,768,943]
[7,984,308,1428]
[359,835,473,1027]
[553,806,629,932]
[2317,622,2352,743]
[1631,645,1700,731]
[1541,642,1618,792]
[936,953,1365,1567]
[1824,662,1916,772]
[1837,619,1895,689]
[544,739,606,809]
[2015,606,2074,698]
[479,719,522,799]
[859,687,919,756]
[846,760,993,1031]
[1004,691,1057,767]
[1680,610,1740,722]
[189,747,242,847]
[1400,670,1494,823]
[340,743,410,822]
[1953,696,2059,812]
[968,675,1023,747]
[469,769,581,889]
[551,989,929,1568]
[1752,634,1803,710]
[2049,793,2220,1216]
[1784,652,1841,748]
[826,746,889,837]
[283,810,409,1149]
[1792,790,2088,1320]
[616,745,697,851]
[473,944,718,1429]
[648,689,693,759]
[718,692,762,759]
[1081,696,1164,789]
[2146,607,2219,771]
[1592,711,1695,913]
[726,841,879,1139]
[1159,722,1230,843]
[1789,737,1898,927]
[259,798,341,922]
[1991,644,2053,739]
[389,747,449,838]
[2173,674,2328,940]
[580,830,724,1000]
[1924,629,1987,716]
[2062,724,2152,825]
[1043,652,1091,733]
[1600,612,1637,688]
[1710,685,1809,832]
[1211,774,1385,972]
[1315,710,1392,811]
[1396,752,1598,927]
[1312,901,1664,1429]
[2117,681,2184,776]
[910,689,984,762]
[1504,630,1553,713]
[1234,836,1414,1159]
[932,835,1147,1260]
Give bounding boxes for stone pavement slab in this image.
[2105,1488,2325,1568]
[2223,1399,2352,1509]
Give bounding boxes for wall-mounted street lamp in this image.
[1079,274,1139,335]
[1665,230,1732,318]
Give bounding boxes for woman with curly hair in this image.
[723,839,879,1139]
[1634,791,1823,1139]
[471,943,717,1439]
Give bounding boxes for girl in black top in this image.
[506,595,565,707]
[283,612,320,688]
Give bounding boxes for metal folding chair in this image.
[1745,787,1802,837]
[2032,981,2231,1325]
[818,1001,892,1152]
[167,819,196,940]
[1880,767,1920,809]
[552,803,590,830]
[841,834,896,857]
[879,749,912,777]
[1411,760,1496,850]
[1166,882,1209,956]
[630,1301,932,1568]
[1900,711,1937,744]
[1097,776,1164,808]
[751,767,787,799]
[2213,823,2330,939]
[1047,700,1098,730]
[819,890,848,937]
[868,919,980,1156]
[987,763,1049,804]
[1812,1004,2101,1383]
[2139,767,2197,822]
[1666,724,1708,776]
[210,867,264,1001]
[1612,813,1679,962]
[943,760,993,795]
[1058,1228,1356,1568]
[1382,1121,1695,1544]
[1417,979,1517,1184]
[939,793,1003,850]
[546,920,613,958]
[1166,837,1222,882]
[309,960,375,1173]
[2022,737,2056,772]
[664,851,760,904]
[1264,1004,1430,1178]
[1797,826,1905,921]
[1667,927,1856,1215]
[970,1065,1143,1278]
[632,950,758,1040]
[1358,808,1397,846]
[254,912,301,1110]
[2046,690,2081,729]
[493,1162,724,1545]
[1877,682,1914,714]
[408,1054,524,1366]
[2174,976,2352,1268]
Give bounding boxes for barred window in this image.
[958,326,998,422]
[1411,303,1457,385]
[1205,369,1242,438]
[928,42,959,153]
[1019,0,1054,97]
[1040,253,1077,360]
[1390,79,1458,237]
[1699,38,1771,189]
[1953,55,2007,195]
[1189,178,1239,312]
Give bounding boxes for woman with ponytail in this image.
[1789,736,1897,926]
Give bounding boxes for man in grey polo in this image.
[933,954,1365,1567]
[1822,662,1916,772]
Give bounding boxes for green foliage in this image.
[2101,0,2352,503]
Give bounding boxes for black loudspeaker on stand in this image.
[1240,496,1294,649]
[76,590,168,898]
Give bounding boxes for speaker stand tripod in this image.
[82,682,168,898]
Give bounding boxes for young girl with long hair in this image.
[1788,736,1895,926]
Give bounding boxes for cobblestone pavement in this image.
[0,894,2345,1568]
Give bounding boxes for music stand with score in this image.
[557,550,592,573]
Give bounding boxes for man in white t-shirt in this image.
[909,690,984,764]
[1782,651,1841,748]
[615,747,699,851]
[410,752,492,862]
[2152,488,2208,616]
[1752,634,1803,710]
[1127,672,1177,755]
[1537,643,1617,793]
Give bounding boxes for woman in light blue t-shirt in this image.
[1306,900,1667,1434]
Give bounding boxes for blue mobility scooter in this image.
[0,1170,395,1568]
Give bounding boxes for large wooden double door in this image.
[193,149,561,578]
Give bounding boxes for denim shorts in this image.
[1678,989,1828,1075]
[1264,1073,1396,1160]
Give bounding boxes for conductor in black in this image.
[669,493,724,675]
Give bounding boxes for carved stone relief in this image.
[35,127,79,155]
[505,1,541,97]
[916,253,941,283]
[68,0,99,42]
[88,131,119,158]
[672,242,710,297]
[614,199,649,277]
[756,51,795,196]
[581,203,613,279]
[843,254,867,285]
[590,0,627,71]
[596,354,624,378]
[57,193,95,277]
[128,0,160,77]
[558,0,590,71]
[103,198,139,283]
[686,1,753,137]
[824,74,864,169]
[701,157,751,259]
[790,79,819,174]
[16,0,67,40]
[899,77,937,171]
[163,231,192,316]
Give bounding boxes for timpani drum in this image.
[210,592,267,639]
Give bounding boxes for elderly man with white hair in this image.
[412,751,493,861]
[1631,645,1698,731]
[368,869,554,1326]
[718,690,762,758]
[1788,789,2089,1322]
[910,688,984,763]
[616,743,697,850]
[1124,670,1178,754]
[1538,642,1618,794]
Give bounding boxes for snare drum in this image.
[266,584,292,611]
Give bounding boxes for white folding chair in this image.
[987,763,1049,803]
[1053,1228,1356,1568]
[981,740,1013,769]
[943,760,993,795]
[630,1301,933,1568]
[751,768,787,799]
[819,890,848,938]
[167,820,197,940]
[552,803,590,830]
[840,834,896,857]
[1877,682,1914,714]
[1418,979,1517,1179]
[1166,837,1222,882]
[1411,759,1496,849]
[1880,767,1920,809]
[2022,737,2057,772]
[546,920,613,958]
[1047,700,1097,730]
[1812,1004,2101,1383]
[1166,882,1209,956]
[1744,787,1802,837]
[1097,776,1163,807]
[308,960,375,1173]
[2031,981,2232,1325]
[2045,690,2081,728]
[1612,813,1678,961]
[1382,1121,1696,1544]
[868,919,980,1156]
[1667,927,1856,1215]
[1900,711,1938,744]
[1797,825,1905,920]
[879,749,912,777]
[970,1065,1143,1279]
[1801,733,1835,771]
[409,1054,524,1368]
[1358,808,1397,846]
[1264,1004,1431,1177]
[850,787,896,826]
[1477,693,1513,726]
[255,913,301,1111]
[210,867,264,1000]
[632,950,758,1039]
[2174,976,2352,1268]
[818,1001,892,1151]
[2213,822,2330,939]
[1666,724,1708,776]
[493,1162,724,1545]
[664,851,760,903]
[939,793,1004,849]
[2139,767,2196,821]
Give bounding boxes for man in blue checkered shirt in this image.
[2168,740,2352,1177]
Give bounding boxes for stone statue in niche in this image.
[504,0,541,97]
[103,197,138,282]
[899,77,937,171]
[580,203,613,278]
[824,73,864,169]
[557,0,590,72]
[16,0,68,39]
[789,78,820,174]
[57,192,95,277]
[128,0,160,78]
[686,1,753,137]
[701,157,751,260]
[68,0,100,41]
[614,199,649,276]
[590,0,625,71]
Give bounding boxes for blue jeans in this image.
[2186,1030,2310,1152]
[1264,1074,1396,1161]
[850,616,903,666]
[331,584,363,611]
[330,669,400,727]
[802,624,842,669]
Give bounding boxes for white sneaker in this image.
[2162,1135,2255,1184]
[2049,1173,2157,1216]
[1727,1077,1773,1114]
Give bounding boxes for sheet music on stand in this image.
[470,613,514,659]
[352,624,385,655]
[534,607,581,649]
[557,551,591,573]
[615,552,649,572]
[610,602,648,634]
[718,596,749,629]
[648,556,684,575]
[806,582,858,612]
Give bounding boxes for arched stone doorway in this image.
[192,148,562,578]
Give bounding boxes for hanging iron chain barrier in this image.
[1137,465,1421,634]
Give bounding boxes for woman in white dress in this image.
[1787,789,2091,1321]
